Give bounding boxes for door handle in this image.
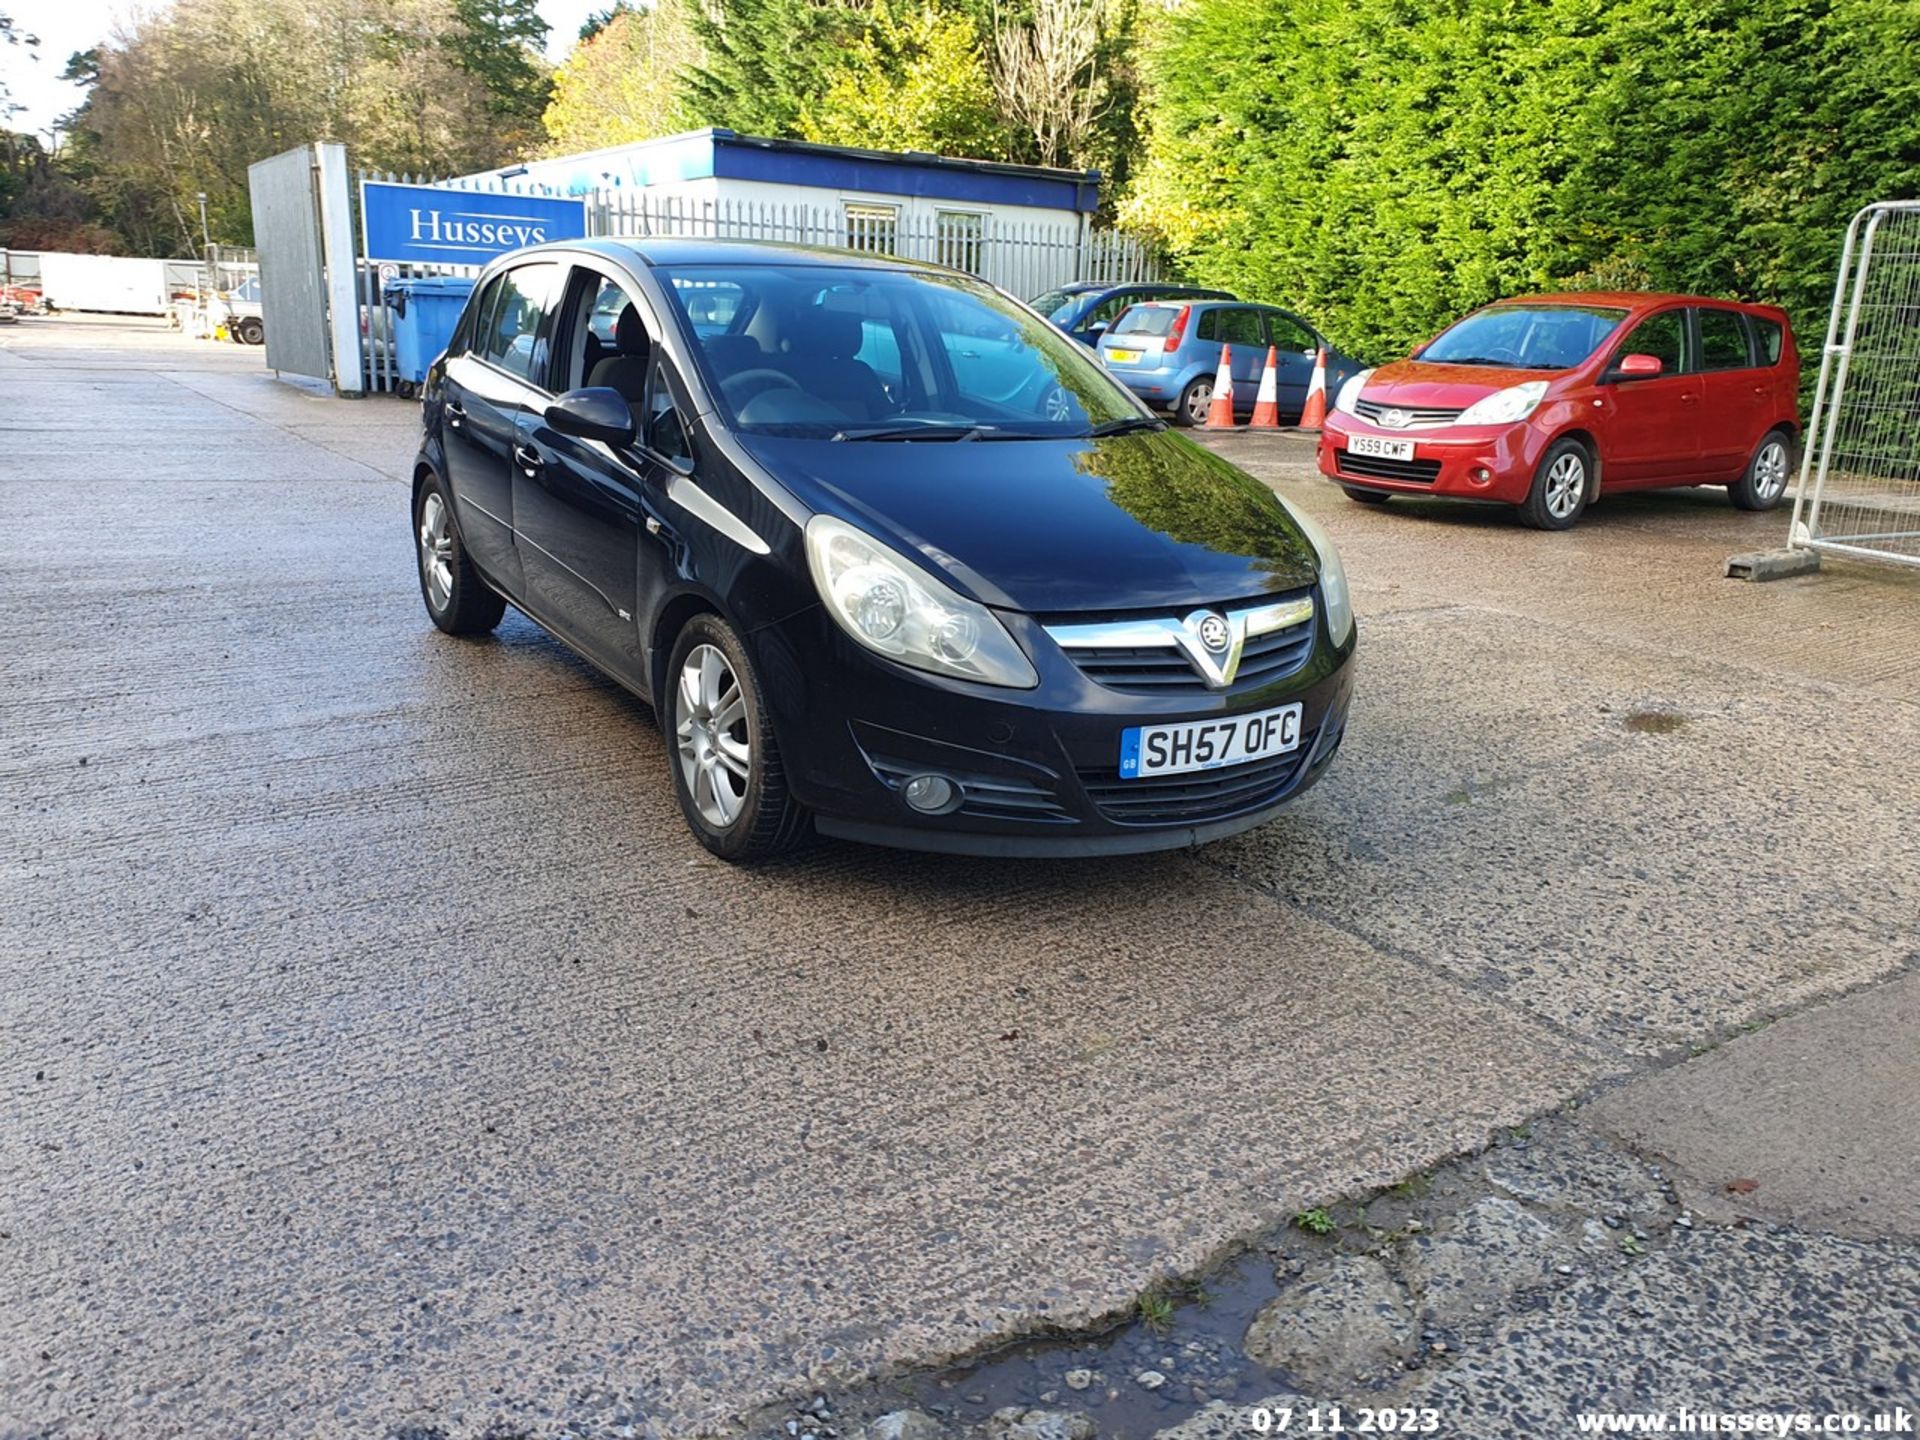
[444,400,466,428]
[513,443,544,474]
[1680,392,1699,404]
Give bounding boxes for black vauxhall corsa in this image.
[411,239,1357,861]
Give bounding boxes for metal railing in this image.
[350,167,1163,393]
[1790,200,1920,569]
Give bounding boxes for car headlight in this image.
[1279,502,1354,648]
[1456,381,1548,426]
[805,515,1038,688]
[1334,368,1373,415]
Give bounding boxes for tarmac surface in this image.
[3,318,1917,1438]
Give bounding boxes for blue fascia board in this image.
[710,140,1099,213]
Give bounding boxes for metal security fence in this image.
[593,191,1162,300]
[1791,200,1920,569]
[350,168,1163,393]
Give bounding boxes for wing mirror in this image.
[546,387,635,447]
[1614,353,1664,380]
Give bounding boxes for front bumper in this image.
[750,603,1357,857]
[1318,412,1548,503]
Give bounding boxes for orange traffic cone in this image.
[1298,347,1329,431]
[1205,344,1237,428]
[1250,346,1281,429]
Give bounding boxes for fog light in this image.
[1470,466,1494,487]
[902,773,957,813]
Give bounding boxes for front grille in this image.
[1079,732,1318,826]
[1067,614,1314,696]
[1354,399,1464,427]
[1337,451,1443,484]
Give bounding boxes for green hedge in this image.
[1128,0,1920,364]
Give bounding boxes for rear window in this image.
[1751,315,1785,365]
[1113,306,1178,336]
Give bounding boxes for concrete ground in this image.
[2,317,1916,1439]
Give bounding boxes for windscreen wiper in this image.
[832,422,994,442]
[1086,416,1167,437]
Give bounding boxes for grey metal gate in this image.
[247,146,334,382]
[1790,200,1920,569]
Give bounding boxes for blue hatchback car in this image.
[1030,282,1236,348]
[1098,300,1363,427]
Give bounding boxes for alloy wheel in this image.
[1753,439,1789,502]
[1185,380,1213,425]
[418,492,454,611]
[1544,451,1586,520]
[676,643,751,828]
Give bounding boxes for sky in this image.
[1,0,601,137]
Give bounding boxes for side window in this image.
[1616,309,1688,373]
[679,280,746,336]
[455,276,501,358]
[549,269,648,395]
[645,360,693,465]
[1214,307,1266,347]
[1196,309,1222,342]
[858,319,904,390]
[1697,308,1752,370]
[480,261,562,387]
[1265,312,1316,354]
[1085,294,1132,330]
[1750,315,1785,366]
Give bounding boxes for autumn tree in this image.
[799,0,1002,157]
[542,3,700,154]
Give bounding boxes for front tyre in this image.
[414,475,505,635]
[667,614,809,863]
[1518,438,1591,531]
[1729,429,1794,511]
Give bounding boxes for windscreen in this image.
[1423,305,1628,370]
[1030,288,1080,323]
[658,264,1147,438]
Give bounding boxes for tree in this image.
[34,0,542,254]
[1125,0,1920,363]
[799,0,1002,156]
[1,9,38,121]
[543,3,700,154]
[991,0,1108,169]
[679,0,870,138]
[446,0,554,151]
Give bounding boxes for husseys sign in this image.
[361,180,588,267]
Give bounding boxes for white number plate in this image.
[1119,703,1304,779]
[1349,435,1415,461]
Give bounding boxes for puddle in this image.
[1623,709,1687,735]
[907,1250,1290,1438]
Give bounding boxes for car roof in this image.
[521,235,958,275]
[1492,290,1780,313]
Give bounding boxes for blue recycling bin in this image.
[382,275,476,389]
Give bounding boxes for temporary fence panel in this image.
[1790,200,1920,569]
[248,145,336,384]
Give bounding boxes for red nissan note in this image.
[1317,293,1799,529]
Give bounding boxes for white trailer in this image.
[38,253,172,315]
